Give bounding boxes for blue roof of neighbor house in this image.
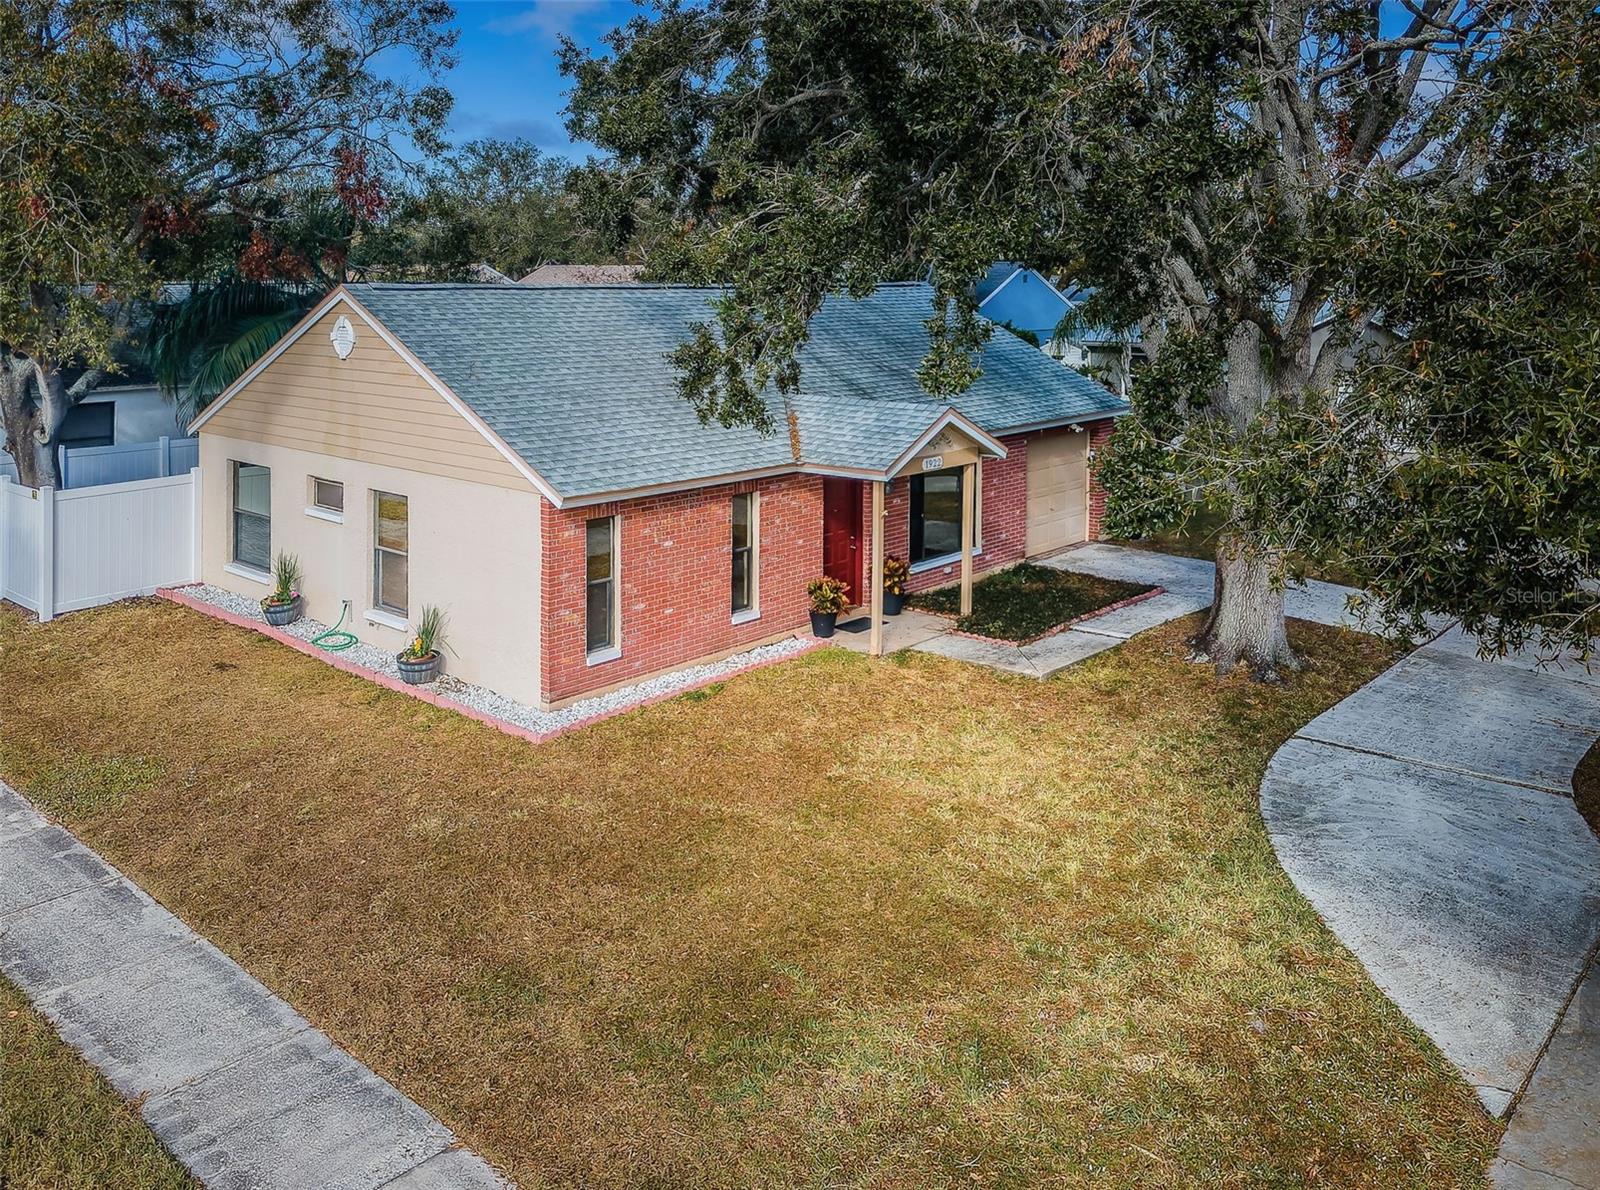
[342,281,1127,500]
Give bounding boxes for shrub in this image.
[882,556,910,596]
[402,604,452,660]
[264,552,301,607]
[806,576,849,615]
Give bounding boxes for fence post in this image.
[0,475,7,600]
[159,435,172,477]
[37,485,55,622]
[59,446,71,490]
[189,465,203,582]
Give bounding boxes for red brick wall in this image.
[1086,416,1117,541]
[539,473,823,704]
[856,433,1032,601]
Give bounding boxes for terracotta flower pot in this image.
[261,595,303,627]
[396,651,442,685]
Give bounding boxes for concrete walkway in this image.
[1259,628,1600,1187]
[913,543,1365,678]
[0,782,506,1190]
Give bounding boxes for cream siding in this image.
[202,304,530,491]
[200,434,542,704]
[196,297,545,704]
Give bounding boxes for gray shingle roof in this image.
[344,282,1126,501]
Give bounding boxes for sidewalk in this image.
[1259,627,1600,1187]
[0,782,507,1190]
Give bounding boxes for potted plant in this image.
[260,552,303,627]
[396,604,452,685]
[806,576,849,638]
[882,556,910,616]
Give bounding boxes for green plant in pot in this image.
[806,576,849,638]
[881,556,910,616]
[397,604,452,684]
[260,552,303,627]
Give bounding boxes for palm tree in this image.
[145,276,324,422]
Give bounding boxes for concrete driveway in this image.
[1260,627,1600,1187]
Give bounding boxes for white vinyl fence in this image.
[59,436,198,489]
[0,469,199,621]
[0,435,197,490]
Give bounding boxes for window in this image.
[909,467,964,563]
[731,492,757,616]
[60,402,114,449]
[311,477,344,515]
[586,516,617,655]
[373,491,408,615]
[231,462,271,571]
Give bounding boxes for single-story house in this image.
[188,282,1127,707]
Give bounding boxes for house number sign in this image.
[921,455,944,471]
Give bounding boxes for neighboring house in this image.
[974,263,1144,395]
[519,263,644,285]
[188,282,1126,708]
[466,262,515,284]
[0,374,187,482]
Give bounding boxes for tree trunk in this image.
[0,355,69,489]
[1190,534,1303,681]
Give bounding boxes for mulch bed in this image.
[910,562,1157,643]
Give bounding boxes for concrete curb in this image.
[0,781,508,1190]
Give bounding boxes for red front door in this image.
[822,477,863,605]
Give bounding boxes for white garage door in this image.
[1026,429,1088,556]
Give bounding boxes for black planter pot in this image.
[261,595,303,627]
[882,590,906,617]
[396,651,443,685]
[809,610,839,638]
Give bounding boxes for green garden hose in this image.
[312,603,359,652]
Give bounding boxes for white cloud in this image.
[480,0,605,42]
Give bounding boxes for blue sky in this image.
[441,1,639,161]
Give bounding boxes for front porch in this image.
[814,408,1002,658]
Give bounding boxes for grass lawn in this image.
[909,562,1152,640]
[0,599,1499,1187]
[2,976,193,1189]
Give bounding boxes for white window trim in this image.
[308,477,345,523]
[372,489,408,618]
[910,547,986,575]
[731,491,760,624]
[907,464,982,570]
[230,460,271,574]
[223,561,271,585]
[585,513,622,662]
[365,607,407,632]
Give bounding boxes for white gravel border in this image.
[179,583,814,735]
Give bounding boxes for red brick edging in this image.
[926,584,1168,648]
[157,586,823,747]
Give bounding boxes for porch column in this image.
[959,461,976,617]
[869,479,886,656]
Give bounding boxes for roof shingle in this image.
[344,281,1127,500]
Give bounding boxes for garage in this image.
[1025,428,1089,556]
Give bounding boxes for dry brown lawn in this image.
[0,599,1499,1188]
